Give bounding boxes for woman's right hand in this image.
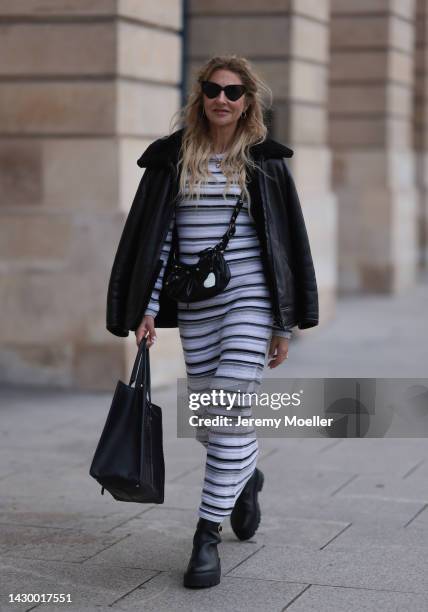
[135,315,157,348]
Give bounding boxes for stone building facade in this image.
[0,0,424,390]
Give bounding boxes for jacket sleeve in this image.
[143,210,175,319]
[106,167,156,337]
[282,159,319,328]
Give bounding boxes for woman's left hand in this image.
[268,336,289,369]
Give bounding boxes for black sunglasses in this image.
[201,80,246,102]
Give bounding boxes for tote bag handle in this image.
[129,336,152,404]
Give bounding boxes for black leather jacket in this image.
[106,128,319,337]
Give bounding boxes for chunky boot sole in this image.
[183,565,221,588]
[231,468,264,541]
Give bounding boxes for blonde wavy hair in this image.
[168,54,274,206]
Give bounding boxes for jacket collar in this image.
[137,127,293,168]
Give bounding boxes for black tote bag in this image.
[89,336,165,503]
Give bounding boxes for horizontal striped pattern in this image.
[144,156,293,340]
[144,156,293,523]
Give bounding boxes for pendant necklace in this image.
[213,152,225,169]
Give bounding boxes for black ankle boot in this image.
[183,517,222,588]
[230,467,264,540]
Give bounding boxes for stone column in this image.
[330,0,418,293]
[186,0,338,327]
[415,0,428,268]
[0,0,185,390]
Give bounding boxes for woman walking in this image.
[106,55,318,589]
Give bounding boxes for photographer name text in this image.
[189,415,334,428]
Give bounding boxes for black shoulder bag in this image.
[164,192,244,303]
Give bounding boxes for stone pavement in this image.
[1,276,428,612]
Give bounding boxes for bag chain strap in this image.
[171,192,244,262]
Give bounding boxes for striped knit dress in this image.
[144,154,293,523]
